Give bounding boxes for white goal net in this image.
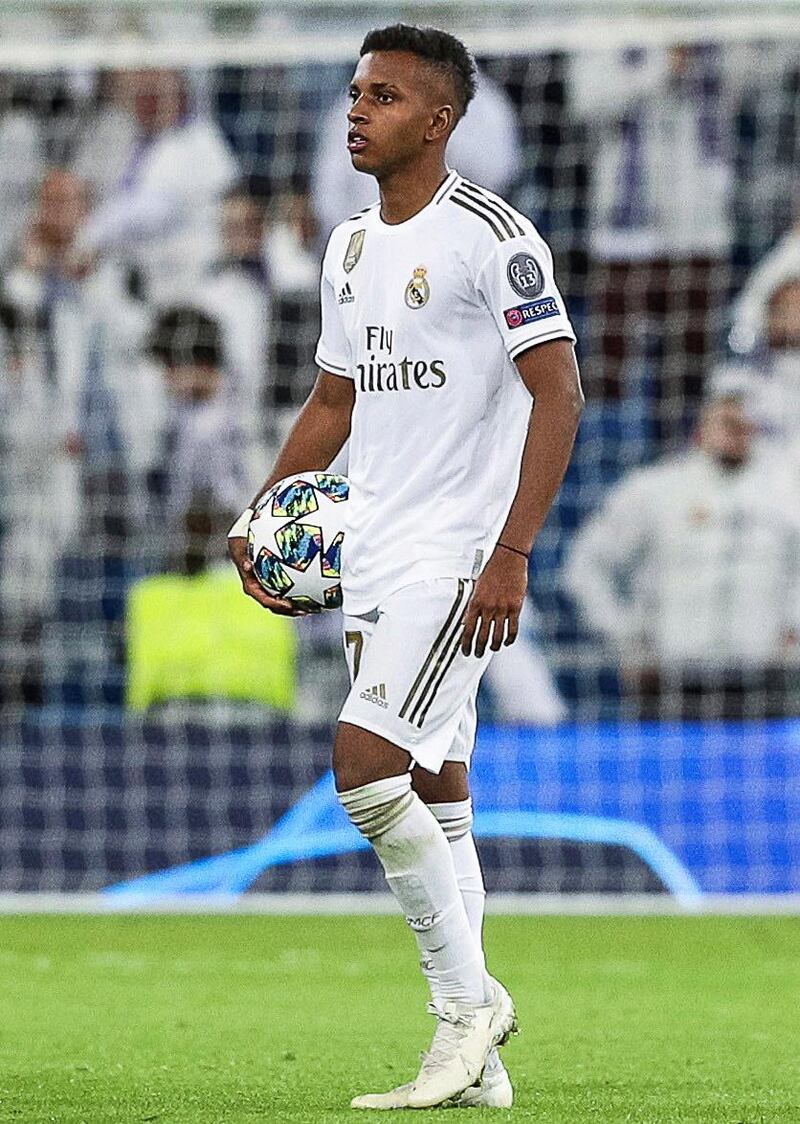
[1,1,799,904]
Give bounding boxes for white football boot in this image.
[405,978,517,1109]
[350,1046,513,1110]
[457,1050,514,1108]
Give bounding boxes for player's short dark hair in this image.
[150,307,222,369]
[360,24,477,120]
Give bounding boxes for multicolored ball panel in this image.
[248,474,349,608]
[275,523,322,572]
[314,474,349,503]
[253,547,294,595]
[271,481,320,519]
[321,532,344,579]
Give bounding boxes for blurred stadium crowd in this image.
[1,26,800,724]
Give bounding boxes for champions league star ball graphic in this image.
[247,473,349,611]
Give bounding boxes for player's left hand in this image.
[461,546,528,658]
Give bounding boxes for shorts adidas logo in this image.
[359,682,388,708]
[338,281,355,305]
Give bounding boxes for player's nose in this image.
[347,98,368,124]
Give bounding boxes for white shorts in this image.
[339,578,493,774]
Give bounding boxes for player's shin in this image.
[338,775,488,1004]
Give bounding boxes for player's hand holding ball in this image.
[228,472,349,617]
[227,530,301,617]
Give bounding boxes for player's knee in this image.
[337,774,414,841]
[429,797,473,841]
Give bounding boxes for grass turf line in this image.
[0,915,798,1123]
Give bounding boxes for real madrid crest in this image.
[343,229,365,273]
[405,265,430,309]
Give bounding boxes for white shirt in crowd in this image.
[3,257,166,474]
[311,75,522,241]
[165,396,249,521]
[0,360,80,617]
[736,349,800,482]
[565,449,800,669]
[72,103,139,205]
[728,230,800,355]
[724,232,800,475]
[0,107,45,269]
[77,116,238,305]
[315,169,575,617]
[197,262,271,445]
[569,47,745,259]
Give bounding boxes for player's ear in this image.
[425,104,454,143]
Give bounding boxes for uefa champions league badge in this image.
[404,265,430,309]
[506,251,544,300]
[343,229,365,273]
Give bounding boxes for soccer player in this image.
[228,24,582,1109]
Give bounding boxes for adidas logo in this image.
[359,682,388,708]
[338,281,355,305]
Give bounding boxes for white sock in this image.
[429,798,486,955]
[429,800,504,1075]
[434,802,486,951]
[423,800,491,990]
[339,775,488,1004]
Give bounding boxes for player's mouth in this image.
[347,132,368,153]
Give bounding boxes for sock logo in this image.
[360,683,388,708]
[405,912,441,932]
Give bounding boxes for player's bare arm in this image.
[227,369,354,616]
[462,338,583,657]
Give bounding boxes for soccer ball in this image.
[247,472,349,610]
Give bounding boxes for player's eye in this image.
[377,92,393,104]
[347,87,359,102]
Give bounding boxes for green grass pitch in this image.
[1,914,798,1122]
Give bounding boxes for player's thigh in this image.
[412,759,470,804]
[333,721,412,792]
[338,578,492,776]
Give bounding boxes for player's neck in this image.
[377,158,450,225]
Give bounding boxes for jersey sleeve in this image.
[474,229,576,363]
[314,241,352,378]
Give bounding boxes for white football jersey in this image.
[315,170,576,615]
